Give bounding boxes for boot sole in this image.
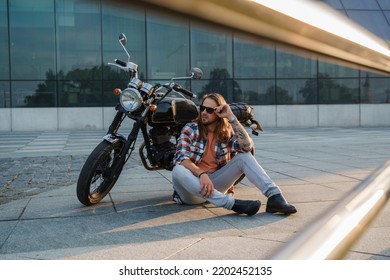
[266,207,297,214]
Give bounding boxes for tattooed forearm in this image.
[230,118,253,151]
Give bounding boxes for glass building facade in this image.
[0,0,389,130]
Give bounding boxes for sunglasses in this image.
[199,105,215,114]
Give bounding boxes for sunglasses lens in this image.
[200,105,214,114]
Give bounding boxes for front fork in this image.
[104,106,155,176]
[102,109,143,181]
[103,109,127,150]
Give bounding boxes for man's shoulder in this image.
[183,122,199,130]
[181,122,200,138]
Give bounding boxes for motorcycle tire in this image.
[77,140,124,206]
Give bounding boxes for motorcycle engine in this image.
[148,127,176,170]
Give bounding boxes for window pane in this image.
[147,12,189,80]
[0,81,10,107]
[9,0,55,80]
[276,50,316,78]
[191,27,233,80]
[322,0,344,10]
[361,73,390,104]
[318,61,358,77]
[0,0,9,79]
[382,11,390,41]
[319,78,359,104]
[235,79,276,105]
[191,79,234,103]
[58,80,102,107]
[12,81,57,107]
[234,36,275,79]
[277,79,317,104]
[340,0,380,9]
[377,0,390,10]
[346,11,390,41]
[102,1,146,81]
[103,80,122,106]
[56,0,101,80]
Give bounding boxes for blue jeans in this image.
[172,152,281,209]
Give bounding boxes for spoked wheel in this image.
[77,140,124,206]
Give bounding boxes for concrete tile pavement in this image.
[0,128,389,260]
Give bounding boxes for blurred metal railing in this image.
[132,0,390,74]
[269,159,390,259]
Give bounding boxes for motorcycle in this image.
[76,33,262,206]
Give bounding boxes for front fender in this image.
[103,133,126,144]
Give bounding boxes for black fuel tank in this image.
[149,97,199,126]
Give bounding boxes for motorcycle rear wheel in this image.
[77,140,124,206]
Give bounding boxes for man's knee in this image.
[172,164,192,181]
[232,152,253,161]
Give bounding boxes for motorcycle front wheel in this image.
[77,140,124,206]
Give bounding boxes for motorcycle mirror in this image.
[119,33,127,46]
[118,33,131,60]
[191,67,203,80]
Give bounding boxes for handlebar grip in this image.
[115,59,127,67]
[173,84,196,98]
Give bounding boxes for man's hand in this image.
[199,173,214,197]
[214,104,234,120]
[216,104,253,152]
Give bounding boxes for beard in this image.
[201,115,218,126]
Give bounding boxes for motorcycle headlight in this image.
[120,88,142,112]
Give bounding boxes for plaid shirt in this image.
[173,122,245,168]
